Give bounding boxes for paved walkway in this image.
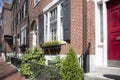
[0,58,26,80]
[84,67,120,80]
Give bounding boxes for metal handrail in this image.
[79,43,91,73]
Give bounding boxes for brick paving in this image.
[0,58,26,80]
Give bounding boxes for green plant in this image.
[42,41,60,47]
[31,56,63,80]
[6,56,11,62]
[49,56,63,79]
[20,47,45,79]
[61,48,84,80]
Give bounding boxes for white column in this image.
[33,31,36,47]
[47,12,50,41]
[103,0,108,67]
[44,14,46,42]
[57,4,61,41]
[95,0,104,67]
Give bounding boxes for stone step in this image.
[84,67,120,80]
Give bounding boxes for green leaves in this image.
[61,48,84,80]
[20,47,46,79]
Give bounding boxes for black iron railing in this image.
[79,43,91,73]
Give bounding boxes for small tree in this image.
[61,48,84,80]
[20,47,45,79]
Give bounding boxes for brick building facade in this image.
[2,0,95,71]
[1,2,13,55]
[1,0,120,71]
[28,0,95,55]
[11,0,29,55]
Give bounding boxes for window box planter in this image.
[19,44,27,49]
[42,44,61,50]
[12,45,16,51]
[42,41,61,50]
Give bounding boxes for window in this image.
[99,4,103,42]
[23,1,26,18]
[18,12,20,24]
[44,3,64,42]
[50,8,57,41]
[22,1,27,19]
[13,35,16,45]
[34,0,40,6]
[20,27,27,45]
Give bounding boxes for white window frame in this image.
[44,2,64,43]
[21,26,27,45]
[23,1,26,18]
[13,35,16,45]
[34,0,40,6]
[18,12,20,24]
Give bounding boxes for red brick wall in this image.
[29,0,52,48]
[3,9,12,35]
[2,4,13,53]
[28,0,95,55]
[87,1,95,55]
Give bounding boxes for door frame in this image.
[95,0,109,67]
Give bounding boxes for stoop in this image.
[84,67,120,80]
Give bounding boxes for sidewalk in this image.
[0,58,26,80]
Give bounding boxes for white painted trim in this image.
[103,0,108,67]
[21,24,27,31]
[57,4,61,41]
[95,0,108,67]
[32,31,37,48]
[43,0,59,12]
[34,0,40,7]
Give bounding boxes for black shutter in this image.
[62,0,71,41]
[22,6,24,18]
[25,0,28,16]
[39,14,44,46]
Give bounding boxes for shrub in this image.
[20,47,45,79]
[42,40,60,47]
[61,48,84,80]
[31,56,63,80]
[48,56,63,79]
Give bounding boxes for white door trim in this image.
[95,0,108,67]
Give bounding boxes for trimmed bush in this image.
[61,48,84,80]
[31,56,62,80]
[20,47,45,79]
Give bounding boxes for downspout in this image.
[82,0,87,53]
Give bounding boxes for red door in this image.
[107,0,120,60]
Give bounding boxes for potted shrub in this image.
[61,48,84,80]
